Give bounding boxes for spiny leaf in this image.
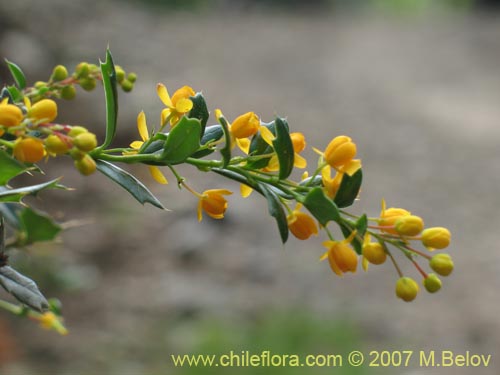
[97,49,118,150]
[95,160,165,209]
[0,266,49,312]
[5,59,26,89]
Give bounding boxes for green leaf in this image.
[0,87,13,102]
[302,187,340,226]
[217,116,232,168]
[0,149,28,185]
[339,215,367,255]
[0,179,64,203]
[0,266,49,312]
[95,160,165,209]
[161,117,202,164]
[259,183,288,244]
[188,93,209,138]
[18,208,61,244]
[191,124,224,159]
[6,86,22,102]
[334,169,363,208]
[273,117,294,180]
[247,121,275,169]
[5,59,26,89]
[98,49,118,150]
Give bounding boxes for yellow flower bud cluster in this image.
[371,200,453,302]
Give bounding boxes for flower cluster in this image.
[1,50,455,337]
[0,61,135,175]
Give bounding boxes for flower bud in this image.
[75,62,90,78]
[115,65,125,83]
[34,81,46,89]
[379,207,410,235]
[231,112,260,139]
[51,65,68,81]
[79,78,96,91]
[395,215,424,236]
[68,126,88,137]
[13,138,45,163]
[73,132,97,152]
[74,154,96,175]
[395,277,419,302]
[324,135,356,168]
[0,103,23,127]
[423,273,442,293]
[362,241,386,265]
[69,148,86,161]
[127,72,137,83]
[45,135,69,155]
[28,99,58,122]
[61,85,76,100]
[421,227,451,249]
[429,254,454,276]
[121,79,134,92]
[287,210,318,240]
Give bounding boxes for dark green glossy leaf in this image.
[259,183,288,244]
[217,116,231,168]
[273,117,294,180]
[0,179,64,203]
[5,59,26,89]
[334,169,363,208]
[0,87,13,102]
[339,215,366,255]
[18,208,61,244]
[95,160,165,209]
[6,86,22,102]
[98,49,118,150]
[0,149,28,185]
[191,125,223,159]
[161,117,201,164]
[0,266,49,312]
[247,121,275,169]
[302,187,340,226]
[188,93,209,137]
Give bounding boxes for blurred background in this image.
[1,0,500,374]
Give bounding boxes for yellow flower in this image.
[128,111,168,184]
[197,189,233,221]
[157,84,195,127]
[287,204,318,240]
[0,98,23,128]
[36,312,68,335]
[26,98,58,123]
[378,199,410,234]
[261,128,307,171]
[214,109,259,154]
[231,111,260,139]
[421,227,451,250]
[320,231,358,276]
[324,135,357,168]
[13,137,45,163]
